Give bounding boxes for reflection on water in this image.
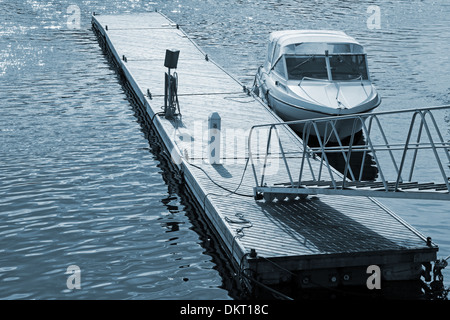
[1,0,449,299]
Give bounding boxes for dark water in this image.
[1,0,449,299]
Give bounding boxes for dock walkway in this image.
[92,12,438,295]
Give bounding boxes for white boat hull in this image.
[255,74,380,142]
[268,94,372,142]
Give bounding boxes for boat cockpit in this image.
[268,42,370,82]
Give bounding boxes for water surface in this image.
[1,0,449,299]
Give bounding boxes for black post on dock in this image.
[164,49,180,119]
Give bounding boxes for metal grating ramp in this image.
[257,179,450,201]
[249,105,450,202]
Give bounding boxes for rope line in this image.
[187,157,253,198]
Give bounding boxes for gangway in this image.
[248,105,450,201]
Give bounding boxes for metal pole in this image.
[395,112,419,191]
[274,127,294,187]
[260,125,274,188]
[312,121,336,188]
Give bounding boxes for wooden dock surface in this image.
[92,12,438,294]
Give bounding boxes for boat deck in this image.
[91,12,438,293]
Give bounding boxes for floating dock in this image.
[91,12,439,298]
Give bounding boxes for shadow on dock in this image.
[257,197,401,253]
[252,198,437,300]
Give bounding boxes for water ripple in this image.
[1,0,449,300]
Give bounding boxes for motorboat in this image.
[254,30,381,141]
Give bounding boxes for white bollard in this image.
[208,112,221,164]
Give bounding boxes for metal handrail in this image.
[247,105,450,199]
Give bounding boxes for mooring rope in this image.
[187,157,253,198]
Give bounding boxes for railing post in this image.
[274,126,294,187]
[341,118,359,187]
[299,122,315,184]
[260,125,274,187]
[370,115,401,181]
[395,111,420,191]
[360,119,389,191]
[407,117,424,182]
[312,121,337,188]
[419,110,450,191]
[247,126,259,188]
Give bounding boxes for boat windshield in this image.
[329,54,368,80]
[285,54,368,81]
[285,56,328,80]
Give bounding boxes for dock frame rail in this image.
[248,105,450,201]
